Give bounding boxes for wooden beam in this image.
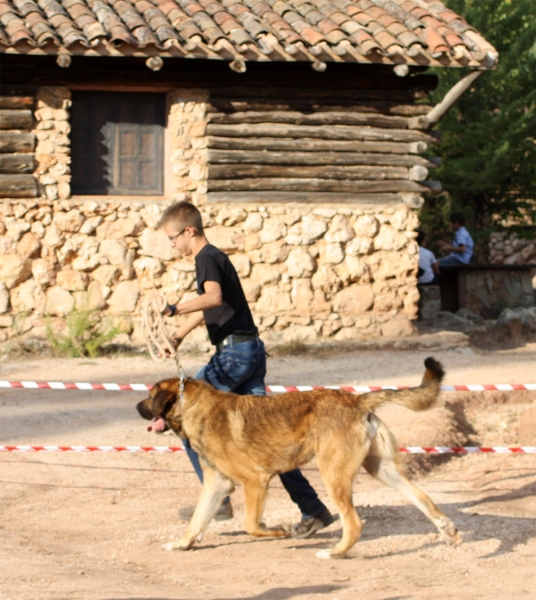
[0,132,36,153]
[0,174,38,197]
[207,191,404,203]
[209,164,409,180]
[207,178,428,193]
[0,154,35,174]
[207,136,429,154]
[0,97,35,110]
[206,99,432,116]
[409,71,484,129]
[0,110,33,130]
[208,111,408,129]
[206,123,436,143]
[208,149,436,168]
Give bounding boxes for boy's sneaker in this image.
[178,501,233,522]
[292,508,335,538]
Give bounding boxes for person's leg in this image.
[279,469,328,520]
[439,254,465,267]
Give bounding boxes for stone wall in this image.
[0,84,422,347]
[0,198,420,347]
[33,86,72,202]
[168,89,208,206]
[489,232,536,291]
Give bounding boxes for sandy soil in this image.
[0,342,535,600]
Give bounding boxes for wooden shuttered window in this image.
[71,92,165,195]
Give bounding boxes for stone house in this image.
[0,0,497,347]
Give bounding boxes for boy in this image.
[438,211,474,266]
[416,230,440,285]
[159,201,334,538]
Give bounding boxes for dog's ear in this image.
[151,388,178,418]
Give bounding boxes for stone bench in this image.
[439,264,536,319]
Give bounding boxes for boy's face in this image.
[164,221,193,256]
[450,221,462,231]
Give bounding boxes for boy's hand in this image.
[438,240,448,249]
[170,334,183,349]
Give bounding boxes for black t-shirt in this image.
[195,244,258,345]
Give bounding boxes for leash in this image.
[141,292,187,390]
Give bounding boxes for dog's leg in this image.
[363,417,461,547]
[315,442,370,560]
[243,477,289,538]
[163,466,234,551]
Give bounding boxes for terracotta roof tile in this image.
[0,0,497,66]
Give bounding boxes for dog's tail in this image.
[357,357,444,413]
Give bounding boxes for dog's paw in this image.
[162,539,193,552]
[438,518,462,547]
[316,549,332,560]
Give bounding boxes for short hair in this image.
[416,229,426,246]
[449,211,465,225]
[159,201,204,234]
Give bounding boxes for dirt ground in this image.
[0,341,535,600]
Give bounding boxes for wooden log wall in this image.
[206,89,438,204]
[0,95,38,198]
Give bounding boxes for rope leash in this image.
[141,291,186,404]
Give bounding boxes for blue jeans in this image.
[439,254,467,267]
[182,337,328,519]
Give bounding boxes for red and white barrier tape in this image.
[0,445,535,454]
[1,381,535,392]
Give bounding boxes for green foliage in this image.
[47,308,124,358]
[420,0,536,257]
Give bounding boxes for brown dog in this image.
[136,357,461,558]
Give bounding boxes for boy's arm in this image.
[173,280,223,314]
[171,311,205,347]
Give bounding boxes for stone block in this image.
[250,264,282,286]
[138,228,177,261]
[286,248,316,279]
[91,265,121,286]
[261,241,289,264]
[255,285,292,313]
[133,257,165,279]
[229,253,252,278]
[0,254,31,289]
[324,215,355,243]
[57,270,89,292]
[53,210,85,233]
[74,281,106,311]
[100,239,128,265]
[79,216,103,235]
[374,224,408,251]
[381,317,415,337]
[96,218,143,240]
[0,236,15,254]
[0,282,10,313]
[332,284,374,316]
[354,215,379,238]
[46,286,74,316]
[286,216,327,245]
[107,280,140,313]
[259,218,286,243]
[205,225,244,253]
[242,279,261,303]
[16,232,41,260]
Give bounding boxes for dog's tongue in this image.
[148,417,166,433]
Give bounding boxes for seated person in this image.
[438,211,474,266]
[416,230,439,285]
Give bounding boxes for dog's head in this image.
[136,378,183,434]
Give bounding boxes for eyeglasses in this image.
[168,228,186,243]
